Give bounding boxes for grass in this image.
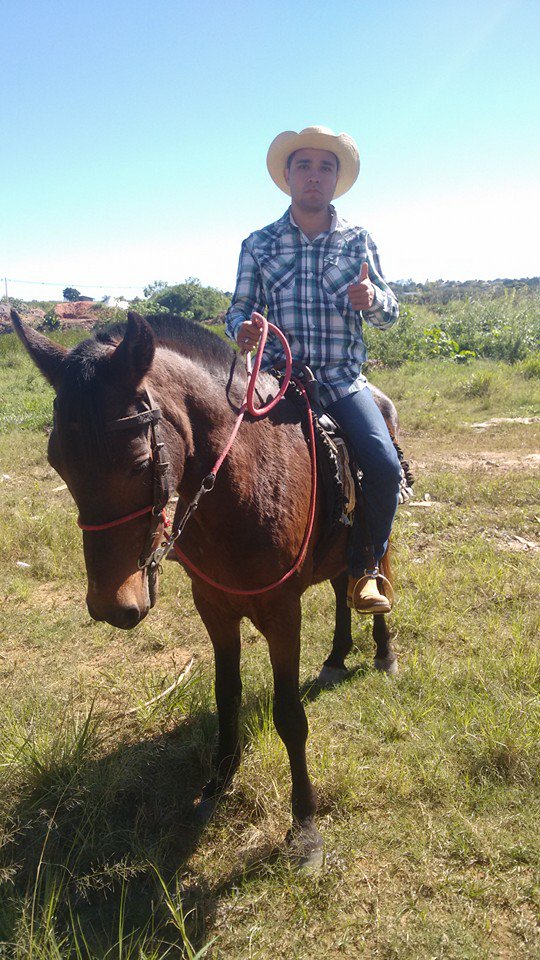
[0,328,539,957]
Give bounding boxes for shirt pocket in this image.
[259,253,297,295]
[321,255,359,298]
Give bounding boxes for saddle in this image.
[273,365,415,563]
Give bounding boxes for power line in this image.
[3,277,145,290]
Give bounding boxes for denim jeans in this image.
[326,387,401,575]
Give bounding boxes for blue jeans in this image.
[326,387,401,575]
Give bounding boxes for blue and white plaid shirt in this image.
[226,206,399,405]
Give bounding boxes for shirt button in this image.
[308,272,313,278]
[309,297,313,302]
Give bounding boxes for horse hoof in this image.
[317,665,348,688]
[286,819,324,873]
[192,794,218,825]
[374,655,399,676]
[192,779,221,824]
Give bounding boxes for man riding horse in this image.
[226,126,401,613]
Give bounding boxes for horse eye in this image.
[131,458,151,476]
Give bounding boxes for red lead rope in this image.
[172,314,319,595]
[209,313,293,475]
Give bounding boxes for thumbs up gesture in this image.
[348,261,375,311]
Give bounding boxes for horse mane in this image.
[96,314,236,375]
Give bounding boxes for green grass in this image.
[0,327,539,957]
[0,330,86,433]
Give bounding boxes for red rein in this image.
[209,314,293,476]
[79,316,318,595]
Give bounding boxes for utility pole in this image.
[3,277,8,302]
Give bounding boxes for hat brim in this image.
[266,127,360,199]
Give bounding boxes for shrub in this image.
[39,309,61,331]
[518,354,540,379]
[462,371,493,398]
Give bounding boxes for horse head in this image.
[11,309,169,629]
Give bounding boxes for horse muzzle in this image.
[86,570,153,629]
[87,601,148,630]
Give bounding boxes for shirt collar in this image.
[288,204,339,241]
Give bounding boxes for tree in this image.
[143,280,168,298]
[63,287,81,302]
[142,278,230,322]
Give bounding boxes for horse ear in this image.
[108,311,155,385]
[10,309,68,391]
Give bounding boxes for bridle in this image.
[74,384,220,603]
[76,387,172,605]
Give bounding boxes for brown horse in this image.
[12,309,397,869]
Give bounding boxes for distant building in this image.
[102,296,129,310]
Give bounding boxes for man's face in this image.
[284,148,338,213]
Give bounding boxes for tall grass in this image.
[366,287,540,365]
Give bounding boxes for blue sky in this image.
[2,0,538,302]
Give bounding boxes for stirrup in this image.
[347,569,394,614]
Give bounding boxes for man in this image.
[226,126,401,613]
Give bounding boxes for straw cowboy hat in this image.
[266,126,360,199]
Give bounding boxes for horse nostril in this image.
[112,605,143,630]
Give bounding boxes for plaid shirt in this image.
[226,206,399,405]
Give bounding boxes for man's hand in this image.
[238,316,262,353]
[347,261,376,311]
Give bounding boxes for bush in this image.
[462,371,493,398]
[39,309,61,331]
[518,354,540,379]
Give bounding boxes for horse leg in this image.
[318,571,352,687]
[373,613,398,675]
[192,596,242,814]
[264,601,323,871]
[372,552,398,675]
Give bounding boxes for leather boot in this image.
[347,570,392,614]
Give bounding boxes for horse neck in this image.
[146,347,248,497]
[147,348,315,557]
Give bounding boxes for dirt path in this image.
[414,450,540,471]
